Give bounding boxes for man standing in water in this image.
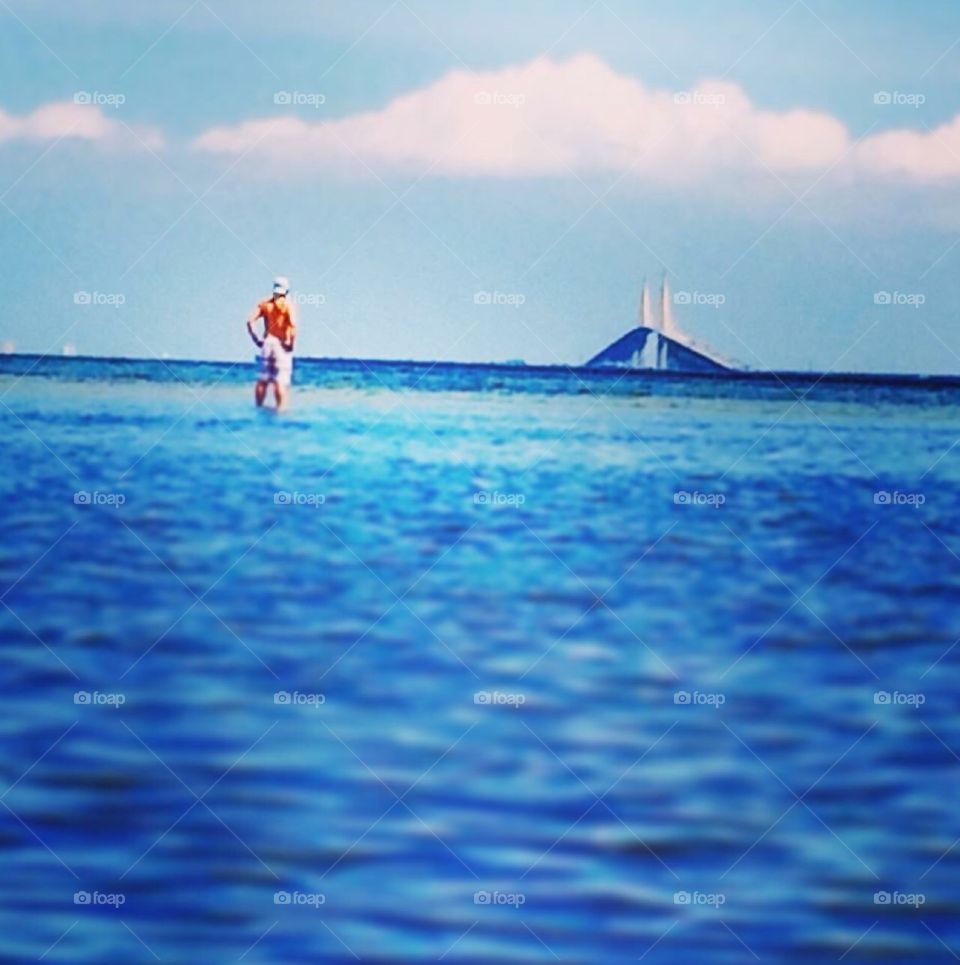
[247,276,296,410]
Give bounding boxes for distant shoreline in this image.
[2,352,960,390]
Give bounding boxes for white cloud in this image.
[0,100,163,150]
[855,114,960,182]
[191,53,960,187]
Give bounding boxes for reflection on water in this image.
[1,357,959,963]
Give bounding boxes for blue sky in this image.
[2,0,960,372]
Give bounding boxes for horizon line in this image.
[1,351,959,388]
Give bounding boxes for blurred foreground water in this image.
[1,356,959,963]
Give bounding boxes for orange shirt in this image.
[259,297,295,342]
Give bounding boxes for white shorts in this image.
[258,336,293,387]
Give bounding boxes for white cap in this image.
[272,276,289,296]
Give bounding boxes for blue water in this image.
[2,355,959,963]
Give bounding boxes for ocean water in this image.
[1,355,959,964]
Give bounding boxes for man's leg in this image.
[255,379,268,407]
[274,380,287,411]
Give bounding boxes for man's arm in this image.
[246,305,264,348]
[283,306,296,352]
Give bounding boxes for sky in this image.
[2,0,960,373]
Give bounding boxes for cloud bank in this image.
[8,59,958,187]
[191,53,960,186]
[0,100,163,149]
